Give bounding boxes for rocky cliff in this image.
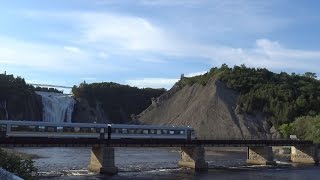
[71,82,166,124]
[138,77,280,139]
[72,98,109,124]
[0,92,42,121]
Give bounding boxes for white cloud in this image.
[139,57,167,63]
[79,13,178,54]
[14,9,320,78]
[98,52,109,59]
[0,36,124,75]
[68,12,319,72]
[139,0,203,6]
[80,77,97,82]
[126,78,179,89]
[185,71,208,77]
[63,46,81,53]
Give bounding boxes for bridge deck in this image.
[0,137,313,148]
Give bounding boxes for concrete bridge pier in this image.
[247,146,276,165]
[178,146,208,171]
[291,145,319,164]
[88,147,118,175]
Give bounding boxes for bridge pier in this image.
[291,145,319,164]
[88,147,118,175]
[178,146,208,171]
[247,146,276,165]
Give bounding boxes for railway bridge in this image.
[0,137,318,175]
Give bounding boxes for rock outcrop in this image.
[0,93,42,121]
[138,77,276,140]
[72,98,109,124]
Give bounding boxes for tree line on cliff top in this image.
[72,82,166,123]
[178,64,320,142]
[0,73,61,119]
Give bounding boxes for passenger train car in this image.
[0,120,196,141]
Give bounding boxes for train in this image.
[0,120,196,141]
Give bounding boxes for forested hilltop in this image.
[178,64,320,142]
[72,82,166,123]
[0,73,42,120]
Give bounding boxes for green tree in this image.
[0,149,37,179]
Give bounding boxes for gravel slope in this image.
[138,77,279,139]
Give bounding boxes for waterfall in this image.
[36,91,75,123]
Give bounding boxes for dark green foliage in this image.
[278,123,294,139]
[34,86,63,93]
[72,82,166,123]
[0,149,37,179]
[177,64,320,127]
[0,73,36,119]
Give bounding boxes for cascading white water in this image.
[35,91,76,123]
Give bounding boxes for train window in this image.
[157,130,162,134]
[29,126,36,132]
[90,128,96,133]
[143,129,148,134]
[64,127,74,133]
[12,125,33,131]
[11,125,18,131]
[180,130,185,135]
[122,129,128,134]
[1,125,6,131]
[162,129,168,134]
[39,126,45,132]
[100,128,105,133]
[149,129,155,134]
[169,130,175,135]
[46,127,55,132]
[57,127,63,133]
[136,129,142,134]
[74,127,80,133]
[129,129,135,134]
[80,127,90,133]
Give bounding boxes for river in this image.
[13,147,320,180]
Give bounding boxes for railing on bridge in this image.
[28,83,73,89]
[0,137,313,148]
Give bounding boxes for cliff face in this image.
[71,82,166,123]
[72,98,110,124]
[0,92,42,121]
[138,77,279,139]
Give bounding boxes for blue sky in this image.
[1,0,320,91]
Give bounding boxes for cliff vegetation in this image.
[176,64,320,141]
[0,73,42,120]
[72,82,166,123]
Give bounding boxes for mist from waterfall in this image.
[36,91,75,123]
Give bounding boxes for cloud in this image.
[79,13,178,54]
[69,12,317,72]
[63,46,81,53]
[139,0,203,6]
[125,70,218,89]
[98,52,109,59]
[185,71,208,77]
[126,78,179,89]
[0,36,125,75]
[11,9,320,82]
[139,57,167,63]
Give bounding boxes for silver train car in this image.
[0,120,196,141]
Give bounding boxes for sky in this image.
[1,0,320,91]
